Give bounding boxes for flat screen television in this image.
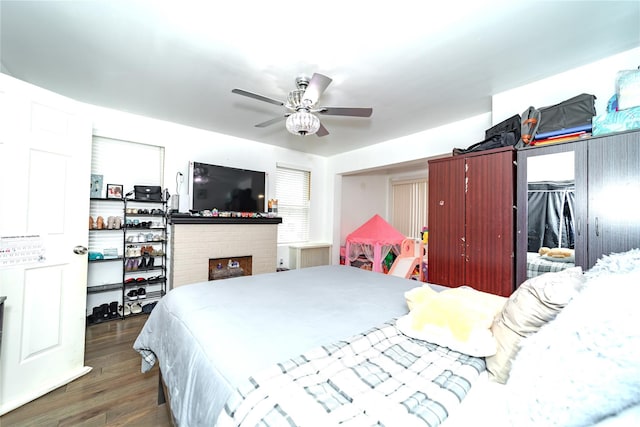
[188,161,266,212]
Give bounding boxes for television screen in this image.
[190,162,265,212]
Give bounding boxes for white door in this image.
[0,74,92,414]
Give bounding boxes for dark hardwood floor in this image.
[0,315,172,427]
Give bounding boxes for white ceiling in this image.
[1,1,638,156]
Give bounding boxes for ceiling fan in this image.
[231,73,372,137]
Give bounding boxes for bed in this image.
[134,255,640,427]
[525,251,575,278]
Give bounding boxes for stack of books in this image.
[532,124,592,146]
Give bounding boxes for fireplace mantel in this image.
[170,217,281,288]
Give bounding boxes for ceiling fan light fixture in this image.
[286,89,304,109]
[286,111,320,136]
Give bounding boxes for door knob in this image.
[73,245,88,255]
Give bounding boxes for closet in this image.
[581,130,640,267]
[516,129,640,285]
[428,147,516,297]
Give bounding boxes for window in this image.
[276,166,310,243]
[90,136,164,251]
[391,178,427,238]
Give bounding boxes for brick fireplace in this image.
[170,216,281,288]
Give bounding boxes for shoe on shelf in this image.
[148,275,165,284]
[89,216,95,230]
[109,301,119,318]
[124,303,132,316]
[99,303,109,319]
[130,302,143,314]
[126,289,138,301]
[88,305,102,324]
[142,301,157,313]
[107,216,115,229]
[137,287,146,299]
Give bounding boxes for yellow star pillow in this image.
[398,286,507,356]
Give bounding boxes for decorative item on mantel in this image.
[194,209,266,218]
[267,199,278,217]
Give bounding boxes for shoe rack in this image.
[122,199,167,317]
[87,197,127,324]
[86,197,167,325]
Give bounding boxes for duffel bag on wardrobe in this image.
[485,113,521,141]
[537,93,596,134]
[452,130,517,156]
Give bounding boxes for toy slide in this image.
[388,238,425,280]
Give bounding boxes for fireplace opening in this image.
[209,256,252,280]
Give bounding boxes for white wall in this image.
[327,113,491,261]
[8,47,636,269]
[340,174,390,244]
[87,105,329,268]
[329,47,640,264]
[492,47,640,124]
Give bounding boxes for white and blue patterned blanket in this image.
[216,321,485,427]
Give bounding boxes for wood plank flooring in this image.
[0,315,172,427]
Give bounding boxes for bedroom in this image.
[1,0,640,425]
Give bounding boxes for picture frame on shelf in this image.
[106,184,123,199]
[90,174,103,198]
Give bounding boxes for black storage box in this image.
[134,185,162,201]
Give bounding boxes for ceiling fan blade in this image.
[318,107,373,117]
[316,122,329,137]
[302,73,332,105]
[232,89,284,107]
[255,116,287,128]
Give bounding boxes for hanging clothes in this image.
[527,180,576,252]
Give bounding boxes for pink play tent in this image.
[345,214,405,273]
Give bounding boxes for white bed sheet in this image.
[134,265,445,426]
[441,372,509,426]
[441,372,640,427]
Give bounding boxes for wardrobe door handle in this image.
[595,217,599,237]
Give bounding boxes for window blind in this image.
[89,136,164,255]
[276,166,310,244]
[391,178,427,238]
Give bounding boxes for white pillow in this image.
[485,267,585,383]
[506,269,640,426]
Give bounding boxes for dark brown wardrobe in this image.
[516,129,640,285]
[428,147,516,297]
